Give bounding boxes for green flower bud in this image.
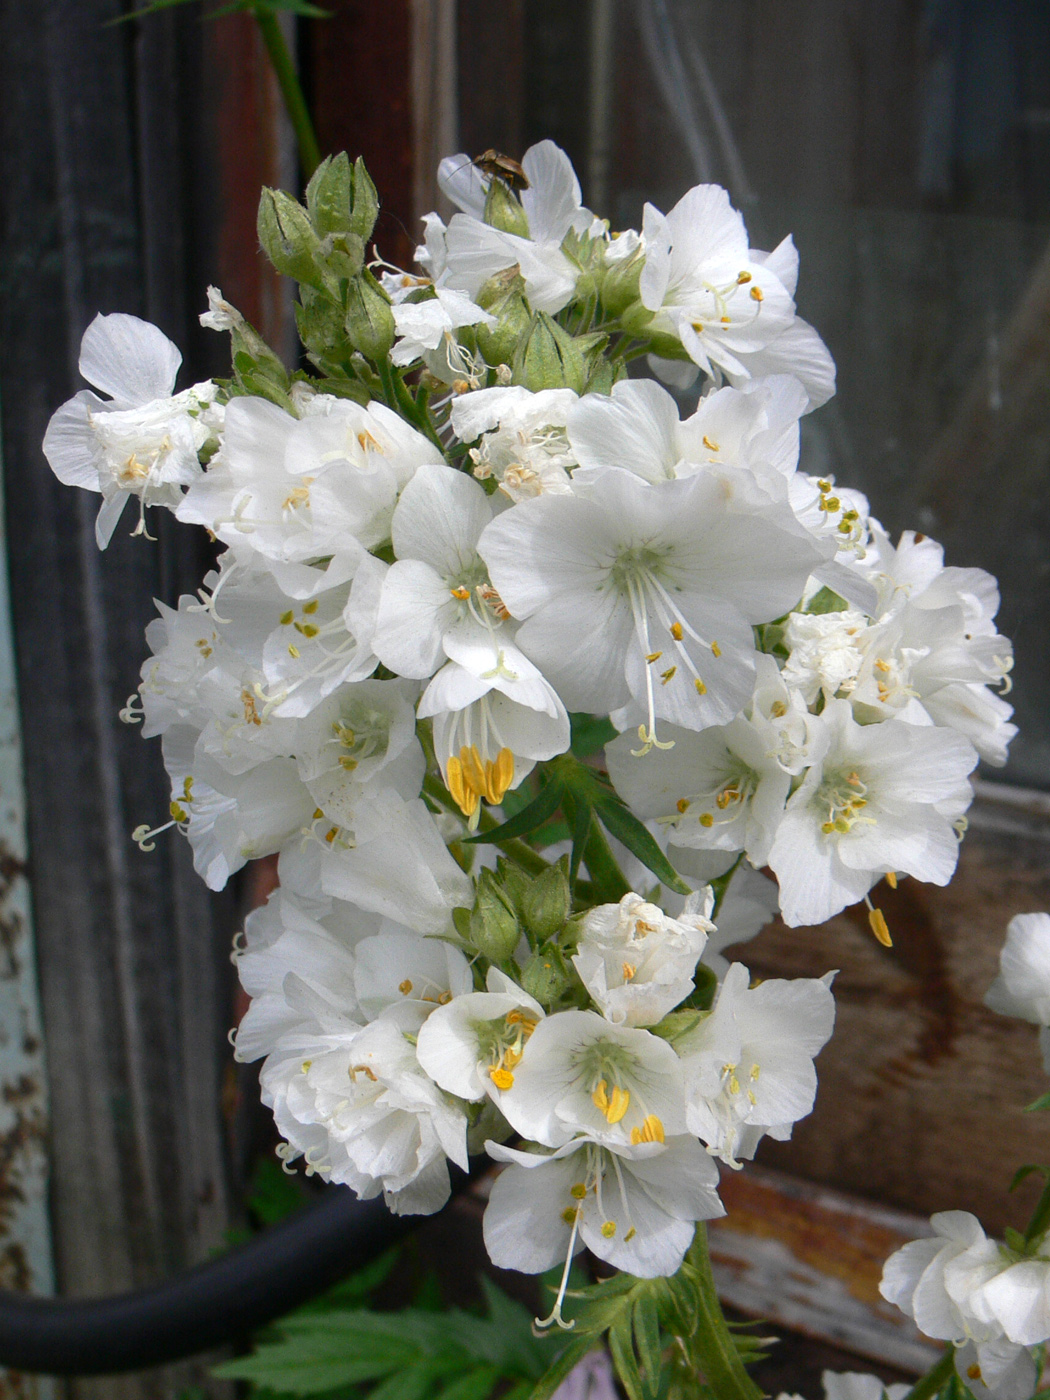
[520,944,574,1008]
[322,231,366,281]
[349,157,380,243]
[513,311,587,393]
[521,860,571,943]
[483,178,530,237]
[599,246,645,318]
[344,269,396,362]
[257,188,334,297]
[305,152,353,236]
[475,271,532,368]
[617,299,657,337]
[469,868,521,964]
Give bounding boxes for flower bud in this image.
[349,157,380,243]
[513,312,587,393]
[599,247,645,318]
[483,178,530,237]
[520,944,574,1007]
[305,152,353,235]
[617,299,657,337]
[474,270,532,367]
[520,860,571,943]
[344,270,396,362]
[469,868,521,964]
[257,188,334,297]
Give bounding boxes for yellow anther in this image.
[710,641,721,657]
[561,1207,577,1224]
[339,756,358,771]
[325,827,338,844]
[169,801,188,822]
[817,478,833,492]
[823,495,840,511]
[721,314,731,323]
[351,1064,377,1081]
[489,1066,514,1090]
[737,270,752,284]
[241,690,262,725]
[450,586,471,599]
[750,1064,760,1079]
[660,666,677,684]
[645,651,663,664]
[357,430,381,452]
[592,1080,630,1122]
[482,747,515,805]
[716,785,739,810]
[676,798,691,813]
[874,659,891,673]
[446,753,481,820]
[770,700,787,717]
[279,610,293,625]
[833,818,851,833]
[670,621,683,640]
[312,808,324,820]
[301,1060,312,1073]
[869,907,892,947]
[702,436,720,452]
[282,486,310,510]
[288,644,300,658]
[300,623,319,638]
[629,1115,665,1145]
[570,1182,587,1201]
[967,1366,982,1381]
[622,963,636,982]
[699,812,714,827]
[821,821,835,834]
[398,979,413,995]
[837,520,853,534]
[692,321,704,333]
[729,1073,741,1094]
[886,871,898,890]
[694,678,707,695]
[503,1045,523,1069]
[601,1221,617,1238]
[624,1227,636,1242]
[302,599,319,614]
[750,286,763,301]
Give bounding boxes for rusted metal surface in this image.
[0,447,54,1400]
[709,1165,939,1375]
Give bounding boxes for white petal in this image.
[79,312,182,406]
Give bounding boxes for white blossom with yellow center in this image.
[415,967,546,1102]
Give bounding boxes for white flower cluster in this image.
[40,140,1016,1303]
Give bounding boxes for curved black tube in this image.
[0,1179,461,1376]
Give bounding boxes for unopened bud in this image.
[521,860,571,943]
[469,869,520,964]
[257,188,334,296]
[599,248,645,318]
[349,157,380,243]
[305,152,353,235]
[475,271,532,366]
[513,311,587,393]
[344,270,396,362]
[483,178,530,237]
[520,945,573,1007]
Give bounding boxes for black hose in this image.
[0,1173,473,1376]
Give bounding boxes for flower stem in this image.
[252,5,323,180]
[681,1225,764,1400]
[902,1345,955,1400]
[1024,1175,1050,1246]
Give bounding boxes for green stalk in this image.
[253,5,323,179]
[901,1346,955,1400]
[682,1226,764,1400]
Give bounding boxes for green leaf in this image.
[709,855,744,916]
[632,1291,664,1390]
[525,1337,596,1400]
[609,1319,646,1400]
[434,1365,502,1400]
[804,586,848,615]
[1024,1093,1050,1113]
[464,779,564,845]
[569,712,617,760]
[591,796,691,896]
[1004,1226,1028,1254]
[581,815,631,904]
[563,790,593,889]
[368,1361,449,1400]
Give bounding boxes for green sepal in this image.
[483,178,530,236]
[257,186,337,297]
[804,585,849,615]
[1024,1092,1050,1113]
[305,151,353,235]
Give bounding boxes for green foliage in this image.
[213,1264,561,1400]
[803,586,849,615]
[121,0,331,20]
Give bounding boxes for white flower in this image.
[43,312,219,547]
[571,891,713,1027]
[767,699,977,927]
[415,966,546,1103]
[676,962,835,1166]
[974,1257,1050,1348]
[451,386,579,502]
[233,887,375,1061]
[479,466,826,750]
[279,789,473,935]
[818,1373,910,1400]
[482,1133,723,1283]
[373,462,502,679]
[178,395,443,595]
[418,623,570,822]
[261,1018,469,1215]
[439,141,590,313]
[498,1008,687,1149]
[391,287,495,369]
[985,914,1050,1071]
[352,930,473,1032]
[954,1340,1038,1400]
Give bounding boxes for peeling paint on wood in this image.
[709,1165,940,1375]
[0,435,54,1400]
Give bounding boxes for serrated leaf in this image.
[591,796,691,896]
[464,780,564,845]
[368,1360,449,1400]
[609,1319,646,1400]
[212,1325,405,1390]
